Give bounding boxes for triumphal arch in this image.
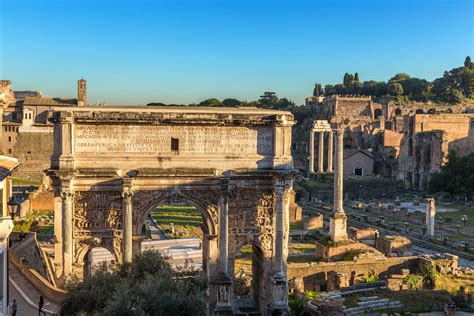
[47,106,295,315]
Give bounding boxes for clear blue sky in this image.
[1,0,473,105]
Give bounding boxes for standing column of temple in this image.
[327,131,334,173]
[309,128,315,174]
[318,131,325,172]
[61,191,73,276]
[122,191,134,263]
[329,127,348,241]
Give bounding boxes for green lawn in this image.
[10,177,41,186]
[13,211,54,242]
[151,205,203,239]
[437,207,474,225]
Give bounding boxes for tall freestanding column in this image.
[215,181,232,315]
[309,128,315,174]
[61,191,74,277]
[122,191,134,263]
[318,131,325,172]
[425,198,436,237]
[329,128,348,241]
[327,131,334,173]
[269,176,292,315]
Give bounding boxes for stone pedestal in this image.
[267,272,290,316]
[329,212,348,242]
[214,274,233,315]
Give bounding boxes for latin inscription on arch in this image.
[74,125,273,155]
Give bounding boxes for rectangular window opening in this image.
[171,137,179,154]
[354,168,363,176]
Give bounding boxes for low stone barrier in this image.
[9,251,66,304]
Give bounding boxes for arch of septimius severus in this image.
[46,106,296,315]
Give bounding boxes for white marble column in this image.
[61,191,73,276]
[318,131,325,173]
[329,128,348,241]
[327,130,334,173]
[309,129,315,174]
[122,191,134,263]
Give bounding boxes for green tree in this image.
[60,251,208,316]
[354,72,360,83]
[464,56,472,69]
[258,92,278,108]
[199,98,221,106]
[222,98,241,107]
[388,82,404,95]
[390,73,411,82]
[313,83,323,98]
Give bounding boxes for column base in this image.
[214,273,233,315]
[329,210,348,242]
[268,272,289,316]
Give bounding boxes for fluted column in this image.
[309,129,315,174]
[122,191,134,263]
[327,131,334,173]
[330,127,348,241]
[318,131,325,172]
[61,191,73,277]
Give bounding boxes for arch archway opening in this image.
[83,247,115,279]
[140,200,206,271]
[231,243,265,313]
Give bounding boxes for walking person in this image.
[11,298,17,316]
[38,295,45,316]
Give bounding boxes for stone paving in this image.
[9,264,58,315]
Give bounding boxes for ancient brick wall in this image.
[12,128,53,181]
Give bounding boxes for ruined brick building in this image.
[294,94,474,190]
[0,79,87,180]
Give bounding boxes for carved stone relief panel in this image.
[73,191,123,232]
[229,189,275,254]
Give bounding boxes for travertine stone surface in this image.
[47,106,296,315]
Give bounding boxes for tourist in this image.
[11,299,17,316]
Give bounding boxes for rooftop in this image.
[24,97,77,106]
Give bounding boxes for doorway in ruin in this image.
[139,199,205,271]
[231,243,265,313]
[83,247,115,279]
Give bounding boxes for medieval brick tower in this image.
[77,79,87,106]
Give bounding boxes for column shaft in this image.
[218,193,229,274]
[123,192,134,263]
[327,131,334,172]
[318,132,325,172]
[62,192,73,276]
[334,129,344,212]
[274,184,285,272]
[309,129,315,174]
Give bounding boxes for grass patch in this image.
[10,177,40,186]
[288,243,314,255]
[435,273,474,294]
[437,207,474,225]
[290,220,303,230]
[13,211,54,241]
[151,205,203,239]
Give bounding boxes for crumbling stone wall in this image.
[288,256,418,291]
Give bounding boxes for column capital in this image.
[122,191,134,200]
[60,191,73,200]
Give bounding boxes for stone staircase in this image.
[343,295,403,314]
